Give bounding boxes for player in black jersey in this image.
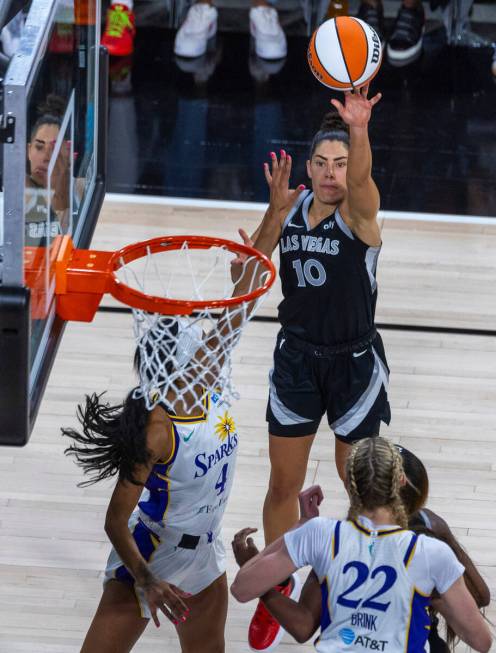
[241,86,393,652]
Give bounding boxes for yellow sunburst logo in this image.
[215,411,236,442]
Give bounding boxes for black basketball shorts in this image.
[266,329,391,442]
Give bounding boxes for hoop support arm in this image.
[55,236,113,321]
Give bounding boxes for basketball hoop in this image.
[24,234,276,413]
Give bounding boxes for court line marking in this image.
[97,306,496,338]
[104,193,496,225]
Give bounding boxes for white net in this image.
[115,240,272,414]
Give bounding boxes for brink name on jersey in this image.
[194,432,238,478]
[280,234,340,255]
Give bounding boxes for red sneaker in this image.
[101,4,135,57]
[248,574,302,652]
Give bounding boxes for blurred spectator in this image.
[357,0,425,65]
[101,0,286,61]
[175,0,286,60]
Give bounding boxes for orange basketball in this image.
[307,17,382,91]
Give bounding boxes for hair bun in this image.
[319,109,349,135]
[37,94,65,119]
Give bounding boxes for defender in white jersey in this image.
[231,438,491,653]
[61,227,277,652]
[104,391,239,612]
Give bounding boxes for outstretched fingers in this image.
[238,228,253,247]
[369,91,382,107]
[330,98,345,117]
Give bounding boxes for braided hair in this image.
[309,109,350,160]
[346,436,408,528]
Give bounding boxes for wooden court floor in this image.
[0,200,495,652]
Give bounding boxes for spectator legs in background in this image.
[102,0,136,56]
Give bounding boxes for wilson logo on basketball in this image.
[370,30,381,65]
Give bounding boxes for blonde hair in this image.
[346,437,408,528]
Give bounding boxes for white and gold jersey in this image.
[138,392,238,538]
[285,516,464,653]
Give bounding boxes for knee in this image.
[268,474,304,502]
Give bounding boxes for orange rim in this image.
[107,235,277,315]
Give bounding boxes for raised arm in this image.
[331,85,382,246]
[231,150,306,274]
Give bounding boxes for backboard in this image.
[0,0,108,445]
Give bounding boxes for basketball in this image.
[307,17,382,91]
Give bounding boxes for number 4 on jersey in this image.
[215,463,229,495]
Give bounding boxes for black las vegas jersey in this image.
[278,190,381,346]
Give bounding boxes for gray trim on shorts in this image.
[330,347,389,437]
[269,369,313,425]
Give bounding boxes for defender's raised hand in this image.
[264,149,306,216]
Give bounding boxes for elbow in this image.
[230,580,252,604]
[104,511,113,536]
[466,625,492,653]
[475,633,492,653]
[293,628,312,644]
[104,510,119,540]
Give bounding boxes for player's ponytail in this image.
[309,108,350,159]
[346,436,408,528]
[395,444,429,516]
[62,390,152,487]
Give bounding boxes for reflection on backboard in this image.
[0,0,107,445]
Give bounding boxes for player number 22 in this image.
[336,561,397,612]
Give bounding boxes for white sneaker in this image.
[249,6,287,60]
[1,11,25,57]
[174,3,218,59]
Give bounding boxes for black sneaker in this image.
[357,2,385,43]
[387,3,425,66]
